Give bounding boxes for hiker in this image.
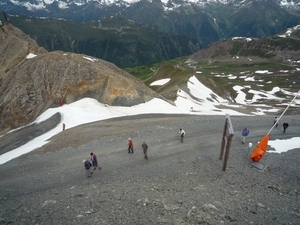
[273,117,278,127]
[179,128,185,143]
[62,123,66,131]
[90,152,101,170]
[83,159,93,178]
[128,138,134,154]
[142,141,148,160]
[283,122,289,133]
[241,128,249,144]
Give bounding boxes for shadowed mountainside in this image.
[6,15,201,68]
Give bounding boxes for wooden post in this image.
[219,118,228,160]
[219,114,234,171]
[222,135,233,171]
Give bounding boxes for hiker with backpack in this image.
[241,128,249,144]
[83,159,93,178]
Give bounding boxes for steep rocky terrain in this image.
[0,23,163,133]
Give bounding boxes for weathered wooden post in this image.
[219,114,234,171]
[219,117,228,160]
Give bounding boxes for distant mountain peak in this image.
[3,0,300,11]
[2,0,300,53]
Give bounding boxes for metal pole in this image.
[267,90,299,135]
[241,142,253,176]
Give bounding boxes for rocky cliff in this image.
[0,23,163,133]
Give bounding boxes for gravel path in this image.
[0,114,300,224]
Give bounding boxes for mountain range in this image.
[1,21,299,134]
[1,0,300,49]
[4,15,200,68]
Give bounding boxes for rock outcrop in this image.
[0,23,163,133]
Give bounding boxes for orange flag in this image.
[250,90,299,162]
[250,134,269,162]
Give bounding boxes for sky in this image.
[0,70,299,164]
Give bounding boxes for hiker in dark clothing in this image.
[83,159,93,178]
[142,141,148,160]
[283,122,289,133]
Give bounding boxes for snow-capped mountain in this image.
[2,0,300,11]
[1,0,300,47]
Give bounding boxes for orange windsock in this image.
[250,134,269,162]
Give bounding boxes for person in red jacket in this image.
[128,138,134,154]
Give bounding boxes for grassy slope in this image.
[125,58,299,103]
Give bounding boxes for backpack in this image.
[85,160,92,169]
[242,129,249,136]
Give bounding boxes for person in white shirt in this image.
[179,128,185,143]
[273,116,278,127]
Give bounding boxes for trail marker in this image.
[219,114,234,171]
